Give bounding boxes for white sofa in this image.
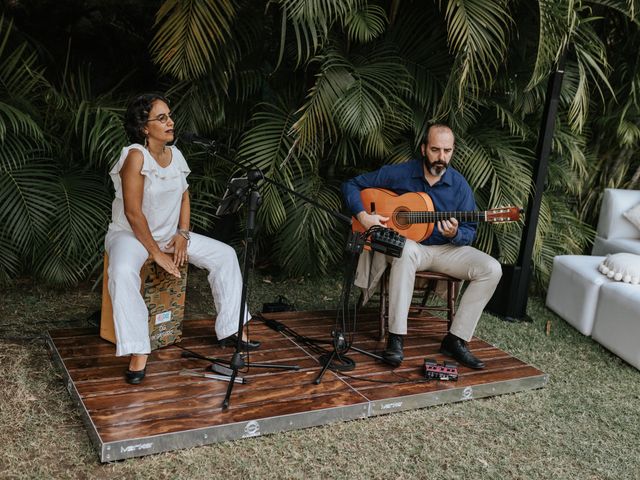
[592,282,640,370]
[591,188,640,255]
[546,188,640,370]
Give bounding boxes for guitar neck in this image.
[398,211,487,223]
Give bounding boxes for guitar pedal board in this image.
[423,358,459,381]
[369,227,405,258]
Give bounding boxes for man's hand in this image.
[167,234,188,267]
[438,217,458,238]
[356,211,389,230]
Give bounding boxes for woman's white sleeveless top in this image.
[107,144,190,245]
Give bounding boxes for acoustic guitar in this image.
[351,188,521,243]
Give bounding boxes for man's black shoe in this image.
[219,334,261,351]
[440,333,485,369]
[382,333,404,367]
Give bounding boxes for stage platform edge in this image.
[47,310,547,462]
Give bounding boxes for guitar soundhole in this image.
[393,207,410,229]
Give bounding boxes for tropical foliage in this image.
[2,1,640,288]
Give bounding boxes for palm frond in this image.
[569,15,612,132]
[587,0,640,23]
[455,128,533,209]
[236,98,315,233]
[344,4,387,43]
[440,0,512,105]
[386,2,450,114]
[528,0,575,89]
[292,48,355,146]
[167,78,228,134]
[274,0,363,66]
[273,174,344,276]
[0,19,45,171]
[334,48,411,140]
[151,0,236,80]
[74,102,127,169]
[291,36,410,162]
[0,158,58,253]
[33,170,111,285]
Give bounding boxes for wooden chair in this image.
[378,268,461,340]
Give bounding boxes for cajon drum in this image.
[100,254,188,350]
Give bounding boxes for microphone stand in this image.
[178,142,301,409]
[181,135,392,397]
[217,170,301,409]
[311,232,387,384]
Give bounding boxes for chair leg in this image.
[378,271,387,341]
[420,279,437,307]
[446,280,459,331]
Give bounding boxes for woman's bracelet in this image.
[177,229,191,241]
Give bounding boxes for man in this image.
[342,124,502,369]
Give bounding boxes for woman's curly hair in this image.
[124,93,169,144]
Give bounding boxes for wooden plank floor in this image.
[47,310,547,462]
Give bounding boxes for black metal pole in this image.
[487,49,567,320]
[220,188,259,409]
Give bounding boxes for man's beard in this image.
[424,156,448,177]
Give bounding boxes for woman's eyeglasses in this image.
[147,112,172,124]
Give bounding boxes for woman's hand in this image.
[166,234,188,267]
[151,250,181,278]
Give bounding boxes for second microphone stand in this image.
[311,231,387,384]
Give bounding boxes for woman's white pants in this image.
[105,230,250,356]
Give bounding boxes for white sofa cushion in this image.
[596,189,640,240]
[598,253,640,284]
[623,203,640,232]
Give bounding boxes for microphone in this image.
[180,132,217,148]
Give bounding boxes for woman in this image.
[105,93,259,385]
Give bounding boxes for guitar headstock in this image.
[486,206,522,223]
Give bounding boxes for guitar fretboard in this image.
[395,211,487,223]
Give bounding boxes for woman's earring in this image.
[144,135,148,148]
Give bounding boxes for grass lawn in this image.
[1,268,639,479]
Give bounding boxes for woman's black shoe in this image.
[219,334,261,351]
[125,367,146,384]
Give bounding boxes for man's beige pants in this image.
[385,240,502,341]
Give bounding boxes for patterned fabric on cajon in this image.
[100,254,188,350]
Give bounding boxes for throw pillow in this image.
[598,253,640,284]
[623,202,640,232]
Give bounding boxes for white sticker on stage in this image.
[155,311,172,325]
[243,420,261,438]
[462,386,473,400]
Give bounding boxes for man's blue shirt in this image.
[342,159,477,246]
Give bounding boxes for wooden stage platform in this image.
[47,310,547,462]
